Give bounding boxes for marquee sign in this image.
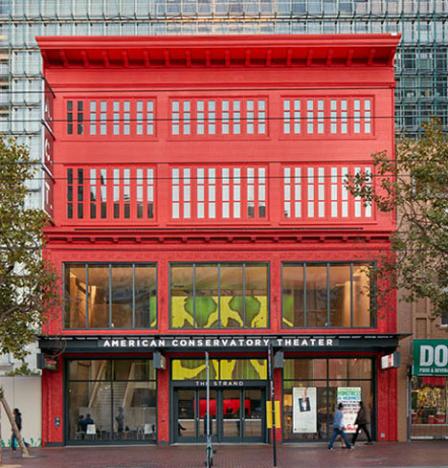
[98,336,337,349]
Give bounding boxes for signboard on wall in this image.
[337,387,361,433]
[413,340,448,376]
[292,387,317,433]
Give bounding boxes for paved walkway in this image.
[2,442,448,468]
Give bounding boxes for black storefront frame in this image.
[281,357,377,443]
[170,381,268,444]
[64,357,158,446]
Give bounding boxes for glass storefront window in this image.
[283,358,373,442]
[170,263,269,329]
[411,376,448,438]
[64,263,157,329]
[67,359,156,443]
[282,263,373,328]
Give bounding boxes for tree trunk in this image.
[1,396,30,458]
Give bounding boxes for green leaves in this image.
[0,138,57,360]
[346,120,448,319]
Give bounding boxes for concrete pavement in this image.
[2,442,448,468]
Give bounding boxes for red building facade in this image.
[38,34,400,446]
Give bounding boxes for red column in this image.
[42,356,64,446]
[376,361,398,441]
[157,362,170,445]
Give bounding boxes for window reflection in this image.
[172,359,267,380]
[65,264,157,329]
[282,263,372,328]
[170,263,269,329]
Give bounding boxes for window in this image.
[170,263,268,329]
[64,263,157,329]
[283,358,373,442]
[282,263,373,328]
[67,359,156,443]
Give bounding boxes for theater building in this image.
[37,34,401,446]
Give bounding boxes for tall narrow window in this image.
[307,100,314,134]
[172,101,180,135]
[258,167,266,217]
[123,168,131,218]
[364,99,372,133]
[364,167,372,218]
[247,100,254,134]
[222,100,230,134]
[123,101,130,135]
[183,101,191,135]
[183,168,191,218]
[317,100,325,134]
[247,167,255,217]
[208,100,216,134]
[77,101,84,135]
[77,168,84,219]
[222,168,230,218]
[283,100,291,134]
[354,99,361,134]
[330,100,337,134]
[197,101,205,135]
[100,101,107,135]
[89,169,97,218]
[197,168,205,218]
[113,168,120,218]
[258,100,266,134]
[67,101,73,134]
[307,168,315,217]
[147,168,154,219]
[172,168,180,219]
[293,99,301,134]
[146,101,154,135]
[341,100,348,134]
[294,168,302,218]
[89,101,97,135]
[318,167,325,217]
[136,101,143,135]
[284,167,291,217]
[341,167,349,217]
[233,100,241,134]
[100,169,107,218]
[137,168,144,218]
[113,101,120,135]
[331,167,338,217]
[354,167,362,217]
[67,168,73,218]
[208,168,216,218]
[233,168,241,218]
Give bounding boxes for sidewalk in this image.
[2,442,448,468]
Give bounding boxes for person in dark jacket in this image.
[11,408,29,450]
[352,401,373,446]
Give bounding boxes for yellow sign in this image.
[266,400,281,429]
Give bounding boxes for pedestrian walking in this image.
[352,401,373,446]
[328,403,352,450]
[11,408,29,450]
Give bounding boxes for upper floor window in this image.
[282,263,373,328]
[282,97,373,137]
[170,97,268,137]
[64,263,157,329]
[170,263,268,330]
[66,99,156,137]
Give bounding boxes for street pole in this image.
[268,344,277,467]
[205,351,213,468]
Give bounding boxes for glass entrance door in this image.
[174,387,266,443]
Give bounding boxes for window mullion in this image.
[326,263,330,327]
[218,264,221,329]
[193,264,196,329]
[85,264,89,329]
[108,264,112,328]
[304,264,307,328]
[132,264,136,329]
[350,263,354,327]
[243,263,246,329]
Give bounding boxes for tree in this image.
[0,138,57,360]
[347,120,448,318]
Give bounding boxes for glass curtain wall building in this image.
[0,0,447,210]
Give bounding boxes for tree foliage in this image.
[0,138,57,359]
[347,120,448,317]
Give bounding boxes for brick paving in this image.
[2,442,448,468]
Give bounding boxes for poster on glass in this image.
[337,387,361,433]
[293,387,317,433]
